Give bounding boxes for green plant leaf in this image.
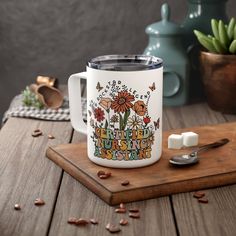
[194,30,217,52]
[234,25,236,40]
[211,19,220,40]
[229,40,236,54]
[227,18,236,40]
[22,86,44,109]
[212,38,227,54]
[194,30,208,39]
[218,20,230,47]
[197,36,217,53]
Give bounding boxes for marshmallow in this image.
[182,132,199,147]
[168,134,183,149]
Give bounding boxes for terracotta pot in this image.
[200,51,236,114]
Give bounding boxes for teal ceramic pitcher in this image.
[182,0,228,49]
[144,3,189,106]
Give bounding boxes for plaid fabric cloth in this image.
[2,94,87,123]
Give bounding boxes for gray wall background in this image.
[0,0,235,120]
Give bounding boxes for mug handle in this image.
[68,72,87,135]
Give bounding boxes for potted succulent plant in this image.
[194,17,236,113]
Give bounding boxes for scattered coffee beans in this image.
[90,218,98,224]
[97,170,105,177]
[109,225,121,233]
[47,134,55,139]
[14,204,21,210]
[121,180,130,186]
[119,203,125,209]
[34,198,45,206]
[99,174,110,179]
[32,129,43,137]
[129,212,140,218]
[106,172,112,178]
[68,217,78,224]
[193,191,205,199]
[115,208,126,213]
[119,219,128,226]
[198,198,209,204]
[106,223,112,230]
[106,223,121,233]
[97,170,112,179]
[75,218,89,226]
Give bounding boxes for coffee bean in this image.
[193,191,205,199]
[119,219,128,226]
[121,180,130,186]
[97,170,105,177]
[99,174,109,179]
[106,223,112,230]
[119,203,125,209]
[68,217,78,224]
[14,204,21,210]
[75,218,89,226]
[34,198,45,206]
[97,171,112,179]
[108,225,121,233]
[106,172,112,177]
[48,134,55,139]
[90,218,98,224]
[198,198,209,204]
[129,208,139,213]
[129,212,140,218]
[32,130,43,137]
[115,208,126,213]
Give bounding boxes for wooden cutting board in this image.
[46,122,236,205]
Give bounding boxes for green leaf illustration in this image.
[119,114,123,130]
[105,120,108,129]
[122,109,130,130]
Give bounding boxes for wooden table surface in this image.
[1,85,236,236]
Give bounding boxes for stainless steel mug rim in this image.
[87,55,163,71]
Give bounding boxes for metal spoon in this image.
[169,138,229,166]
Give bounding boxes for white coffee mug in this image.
[68,55,163,168]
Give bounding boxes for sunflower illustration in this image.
[111,91,134,113]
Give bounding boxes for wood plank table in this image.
[1,85,236,236]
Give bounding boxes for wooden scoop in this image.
[30,84,63,109]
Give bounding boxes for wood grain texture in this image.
[165,103,236,236]
[0,118,72,236]
[46,122,236,205]
[48,132,177,236]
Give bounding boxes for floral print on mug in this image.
[88,80,160,161]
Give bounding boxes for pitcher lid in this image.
[145,3,182,36]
